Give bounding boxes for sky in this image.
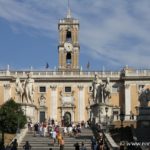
[0,0,150,71]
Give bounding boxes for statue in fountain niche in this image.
[16,73,34,104]
[139,86,150,107]
[92,74,111,104]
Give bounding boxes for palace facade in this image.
[0,9,150,126]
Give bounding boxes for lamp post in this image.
[120,112,125,141]
[105,106,109,133]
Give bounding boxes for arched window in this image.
[66,30,72,42]
[66,52,71,64]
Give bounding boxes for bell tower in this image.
[58,4,80,71]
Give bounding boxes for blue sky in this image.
[0,0,150,71]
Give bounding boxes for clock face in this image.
[64,42,73,52]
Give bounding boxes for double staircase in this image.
[18,128,94,150]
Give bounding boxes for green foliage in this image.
[0,98,27,133]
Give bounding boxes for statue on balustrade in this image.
[139,86,150,107]
[92,74,111,104]
[16,73,34,104]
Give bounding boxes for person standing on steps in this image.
[59,137,64,150]
[11,139,18,150]
[74,142,80,150]
[23,141,31,150]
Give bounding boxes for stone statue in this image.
[103,77,111,104]
[15,73,34,104]
[16,77,24,102]
[92,74,104,103]
[139,87,150,107]
[92,74,111,104]
[24,73,34,104]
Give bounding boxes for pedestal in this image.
[136,106,150,128]
[90,103,113,124]
[21,103,38,123]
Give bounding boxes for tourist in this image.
[23,141,31,150]
[63,127,67,136]
[43,122,47,137]
[59,137,64,150]
[74,142,80,150]
[33,123,38,136]
[52,129,57,144]
[57,131,62,145]
[91,136,96,150]
[11,139,18,150]
[98,137,104,150]
[80,142,87,150]
[39,124,43,136]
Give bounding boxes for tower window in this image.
[66,52,71,64]
[66,30,72,42]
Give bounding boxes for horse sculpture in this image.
[16,77,25,103]
[103,77,111,104]
[92,75,111,104]
[15,75,34,104]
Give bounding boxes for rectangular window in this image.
[65,86,71,93]
[39,86,46,93]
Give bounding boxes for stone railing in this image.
[1,69,150,78]
[104,132,119,150]
[125,69,150,77]
[10,127,28,146]
[0,70,121,78]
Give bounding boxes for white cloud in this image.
[0,0,150,69]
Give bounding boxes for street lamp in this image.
[105,107,109,133]
[120,112,125,141]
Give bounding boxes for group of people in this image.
[74,142,87,150]
[63,123,82,137]
[0,139,31,150]
[91,133,105,150]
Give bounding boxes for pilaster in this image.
[78,85,85,121]
[50,85,57,120]
[125,83,131,120]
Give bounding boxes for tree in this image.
[0,98,27,134]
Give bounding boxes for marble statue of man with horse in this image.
[92,74,111,104]
[16,73,34,104]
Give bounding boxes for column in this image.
[78,85,85,122]
[125,83,131,120]
[50,85,57,120]
[3,83,11,102]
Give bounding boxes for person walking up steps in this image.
[59,137,64,150]
[11,139,18,150]
[23,141,31,150]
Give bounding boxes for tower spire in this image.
[67,0,71,18]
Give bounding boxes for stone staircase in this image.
[18,128,94,150]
